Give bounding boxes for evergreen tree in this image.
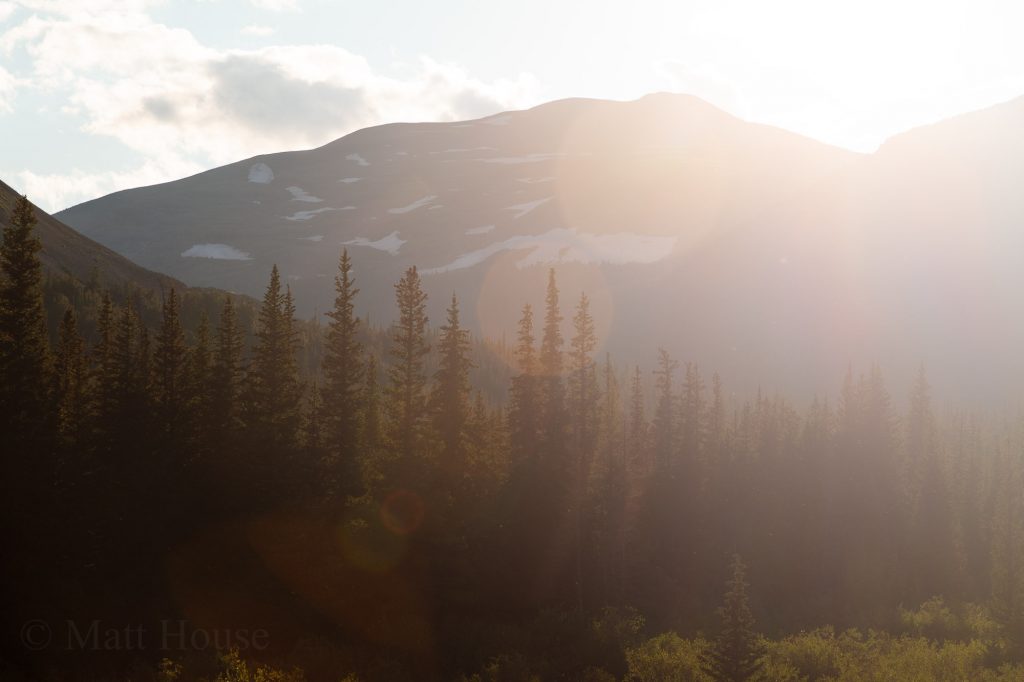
[90,292,118,446]
[387,266,430,460]
[538,268,566,460]
[508,303,540,462]
[598,353,623,466]
[905,366,957,602]
[990,452,1024,656]
[681,362,705,461]
[210,295,244,440]
[431,293,474,488]
[322,249,364,494]
[187,311,213,450]
[0,194,52,442]
[651,348,678,469]
[111,304,150,430]
[304,381,325,454]
[54,308,88,448]
[627,364,648,474]
[568,292,599,459]
[702,554,764,682]
[154,288,189,447]
[359,354,385,494]
[592,352,627,605]
[247,265,302,452]
[567,292,599,609]
[706,371,726,464]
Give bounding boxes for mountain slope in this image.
[56,94,855,314]
[55,94,1024,401]
[0,178,183,296]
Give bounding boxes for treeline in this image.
[3,195,1024,680]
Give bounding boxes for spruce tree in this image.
[627,364,648,473]
[431,293,474,486]
[702,554,764,682]
[322,249,364,493]
[90,292,118,446]
[508,303,539,462]
[538,268,566,460]
[186,311,213,449]
[706,372,726,464]
[568,292,599,458]
[211,295,244,440]
[0,194,52,442]
[598,353,623,466]
[387,266,430,460]
[247,265,302,451]
[990,453,1024,655]
[360,354,385,493]
[304,381,325,454]
[906,366,957,602]
[681,362,705,461]
[652,348,678,469]
[154,288,189,447]
[54,308,88,448]
[567,292,599,609]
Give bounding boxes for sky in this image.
[1,0,1023,212]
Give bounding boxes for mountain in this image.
[54,94,1024,401]
[1,178,183,296]
[1,178,267,353]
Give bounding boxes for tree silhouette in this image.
[702,554,764,682]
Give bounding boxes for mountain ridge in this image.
[52,92,1024,401]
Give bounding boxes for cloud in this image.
[0,2,16,23]
[249,0,299,11]
[0,64,17,111]
[656,61,750,120]
[13,155,204,212]
[0,2,540,210]
[240,24,274,36]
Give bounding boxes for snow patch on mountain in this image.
[302,235,324,242]
[518,177,555,184]
[182,244,253,260]
[388,195,438,214]
[247,162,274,184]
[344,231,405,256]
[505,197,552,219]
[422,229,677,274]
[346,153,370,166]
[287,186,323,203]
[466,225,496,235]
[339,177,361,183]
[285,207,340,221]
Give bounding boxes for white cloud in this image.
[14,156,202,212]
[656,60,750,120]
[0,2,17,23]
[0,2,539,210]
[249,0,299,11]
[240,24,273,36]
[0,64,17,111]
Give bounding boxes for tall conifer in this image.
[322,249,364,490]
[0,194,52,442]
[387,266,430,459]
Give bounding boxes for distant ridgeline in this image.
[4,194,1024,681]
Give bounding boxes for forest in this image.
[4,192,1024,682]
